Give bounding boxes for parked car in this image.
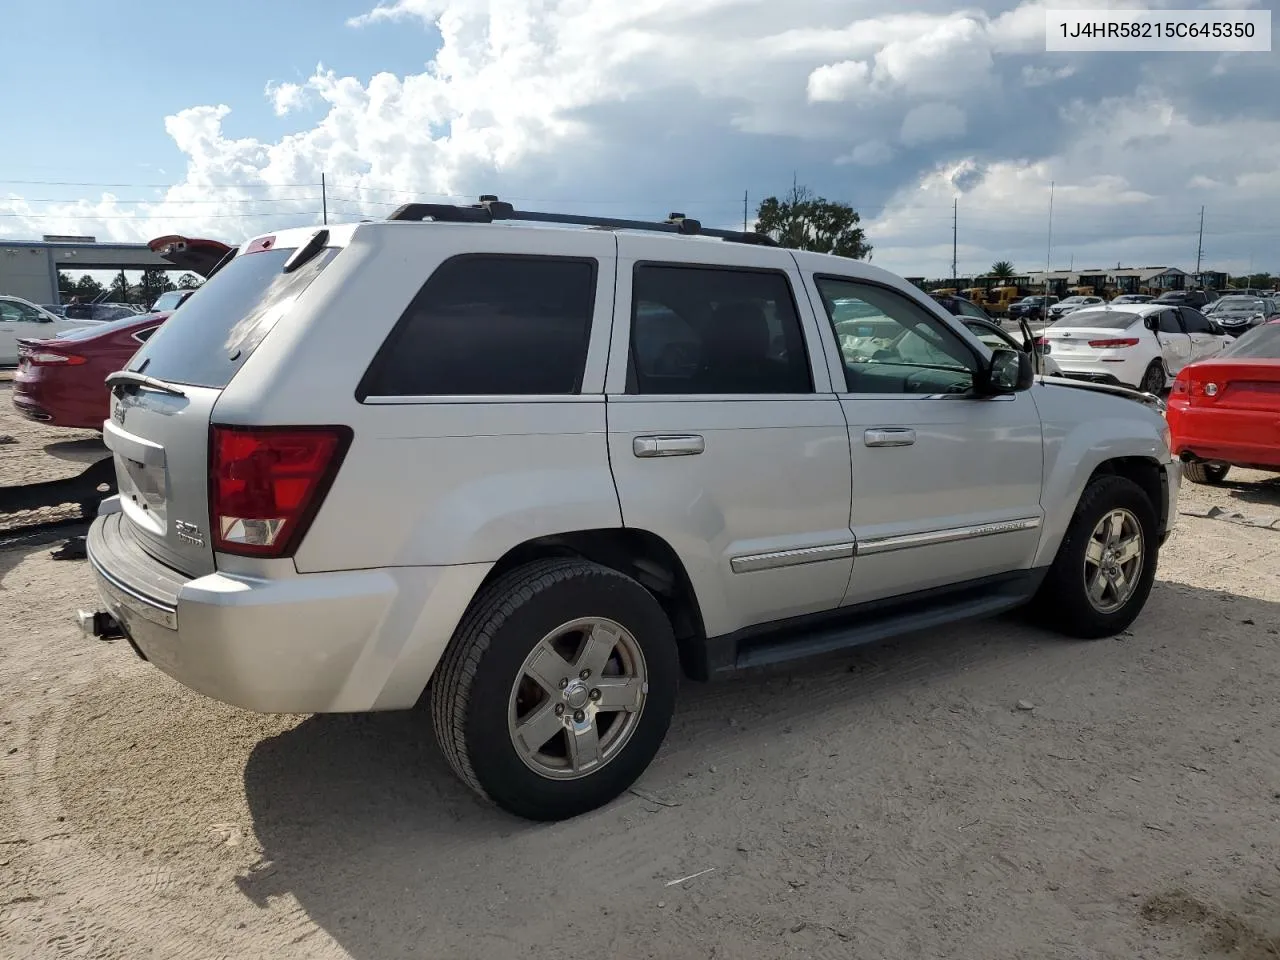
[81,201,1178,822]
[1155,289,1218,310]
[1200,296,1278,336]
[1167,319,1280,484]
[1009,295,1058,321]
[1110,294,1154,305]
[1047,295,1104,321]
[10,234,231,425]
[63,302,137,322]
[961,317,1065,377]
[41,304,69,317]
[149,289,198,312]
[1042,303,1228,393]
[11,312,170,428]
[0,295,100,365]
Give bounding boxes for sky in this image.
[1,0,1277,280]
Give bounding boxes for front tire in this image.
[1031,475,1158,639]
[431,557,679,821]
[1182,461,1230,485]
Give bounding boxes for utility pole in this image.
[1194,205,1204,278]
[1045,180,1055,300]
[321,172,328,225]
[743,190,748,233]
[951,198,958,284]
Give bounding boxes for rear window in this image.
[127,245,337,388]
[1222,323,1280,359]
[357,254,596,398]
[1050,310,1139,330]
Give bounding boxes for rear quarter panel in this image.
[1030,382,1171,567]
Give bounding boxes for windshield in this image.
[1215,298,1264,312]
[1060,297,1085,304]
[1051,309,1140,330]
[1222,323,1280,359]
[150,290,188,311]
[127,245,338,388]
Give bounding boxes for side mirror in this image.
[980,348,1034,395]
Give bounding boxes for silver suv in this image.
[83,200,1179,821]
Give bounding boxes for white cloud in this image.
[900,102,967,145]
[2,0,1278,279]
[837,140,895,166]
[807,61,870,102]
[265,81,308,117]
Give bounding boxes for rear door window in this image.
[1158,309,1184,334]
[127,244,337,388]
[358,255,597,397]
[1179,308,1213,334]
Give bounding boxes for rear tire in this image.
[431,557,679,821]
[1139,361,1166,394]
[1031,475,1158,639]
[1182,461,1230,485]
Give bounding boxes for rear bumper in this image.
[1050,357,1143,389]
[86,508,491,713]
[1170,416,1280,472]
[11,366,105,429]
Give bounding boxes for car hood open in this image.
[1039,374,1166,413]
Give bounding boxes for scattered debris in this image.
[1181,505,1280,530]
[1016,700,1035,711]
[1143,822,1169,834]
[789,922,807,934]
[50,537,87,561]
[665,867,716,887]
[0,435,16,446]
[629,788,680,808]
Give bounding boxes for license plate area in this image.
[116,455,169,535]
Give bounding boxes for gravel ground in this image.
[2,400,1280,960]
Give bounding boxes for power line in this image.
[8,195,321,205]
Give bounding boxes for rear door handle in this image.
[864,427,916,447]
[633,435,705,458]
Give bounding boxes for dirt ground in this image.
[2,395,1280,960]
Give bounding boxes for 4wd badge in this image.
[175,521,205,547]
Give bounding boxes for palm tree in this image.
[989,260,1016,280]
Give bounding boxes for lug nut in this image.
[579,669,590,680]
[558,677,569,689]
[589,688,601,701]
[554,704,565,717]
[573,710,586,723]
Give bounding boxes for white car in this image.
[0,295,99,365]
[1047,295,1105,320]
[1043,303,1228,393]
[81,200,1177,821]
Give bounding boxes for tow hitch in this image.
[77,609,123,640]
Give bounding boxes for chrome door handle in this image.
[864,428,916,447]
[633,435,705,458]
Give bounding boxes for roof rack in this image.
[386,195,779,247]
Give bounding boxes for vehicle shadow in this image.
[1221,475,1280,509]
[238,579,1280,960]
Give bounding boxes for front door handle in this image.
[864,427,916,447]
[633,435,705,458]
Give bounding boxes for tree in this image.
[57,271,77,297]
[73,275,105,301]
[176,273,204,290]
[137,267,176,306]
[755,184,872,259]
[989,260,1016,280]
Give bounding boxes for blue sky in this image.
[2,0,1278,278]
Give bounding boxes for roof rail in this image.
[386,196,779,247]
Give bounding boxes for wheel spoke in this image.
[593,676,645,713]
[1115,535,1142,564]
[514,701,564,755]
[576,623,620,679]
[524,643,576,694]
[1107,512,1125,544]
[565,717,601,772]
[1109,568,1130,600]
[1085,539,1106,565]
[1088,569,1109,605]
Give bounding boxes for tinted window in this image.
[1223,323,1280,358]
[1051,310,1140,330]
[1180,307,1213,334]
[628,265,811,395]
[1157,309,1183,334]
[815,278,976,395]
[361,255,596,397]
[128,246,338,388]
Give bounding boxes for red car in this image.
[10,235,231,430]
[1167,318,1280,484]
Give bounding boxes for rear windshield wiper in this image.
[105,370,187,397]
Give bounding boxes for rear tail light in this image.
[1034,336,1050,353]
[1087,338,1140,348]
[209,424,352,557]
[23,350,86,366]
